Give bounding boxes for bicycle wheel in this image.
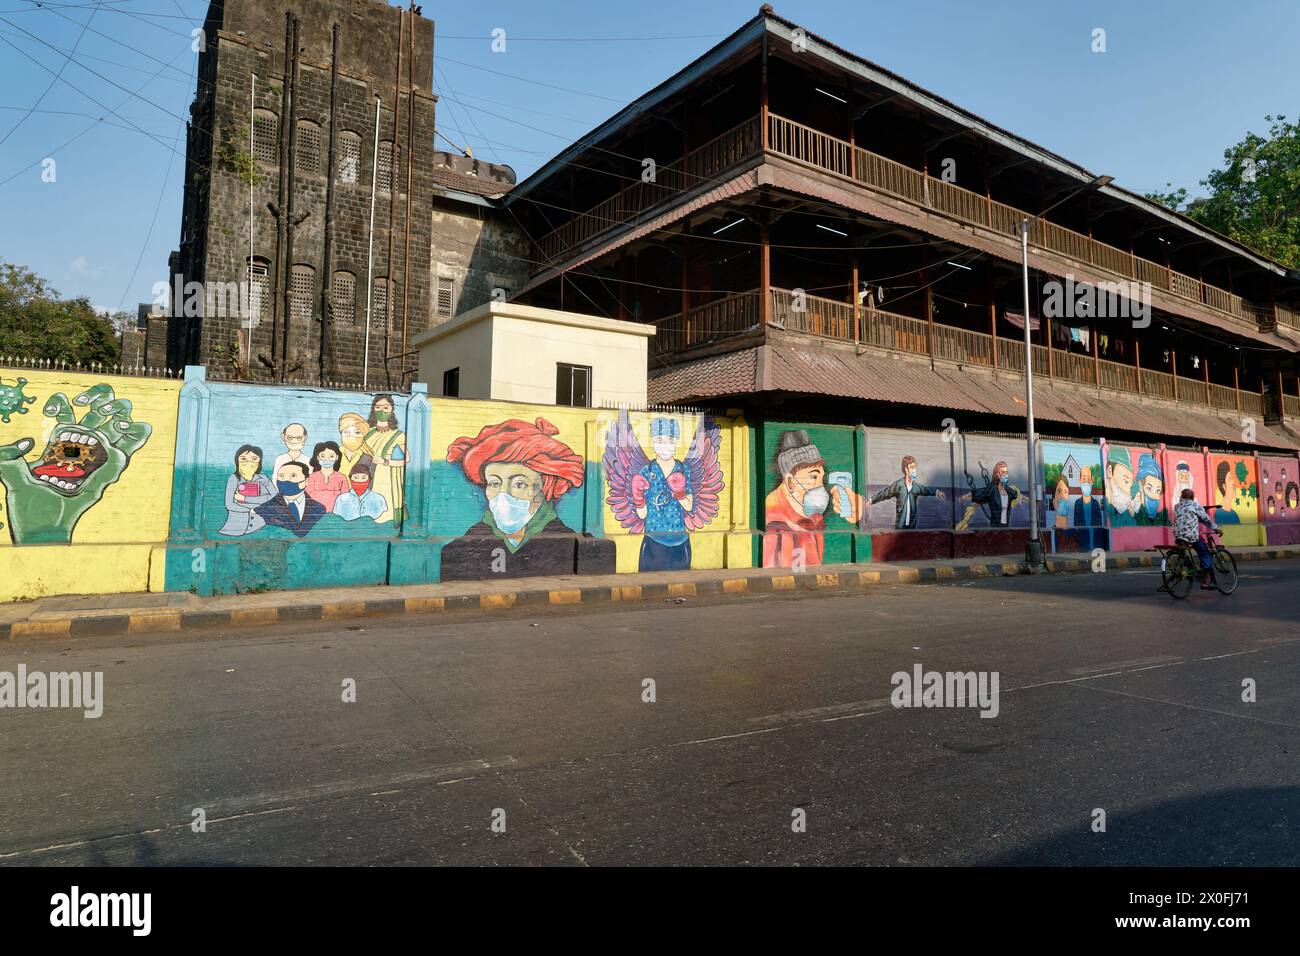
[1212,549,1238,595]
[1164,550,1194,599]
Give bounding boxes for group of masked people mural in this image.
[220,395,407,538]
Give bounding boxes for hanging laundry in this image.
[1099,334,1109,354]
[1079,328,1090,350]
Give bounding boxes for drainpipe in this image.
[363,95,380,388]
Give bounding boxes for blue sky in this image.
[0,0,1295,316]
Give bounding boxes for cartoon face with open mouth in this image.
[1,382,152,544]
[31,430,110,494]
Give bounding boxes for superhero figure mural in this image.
[604,411,724,571]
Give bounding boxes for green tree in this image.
[0,260,122,365]
[1147,115,1300,269]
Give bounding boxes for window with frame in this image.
[246,256,270,326]
[331,271,356,327]
[339,131,361,184]
[289,264,315,326]
[555,363,591,408]
[371,277,390,330]
[252,109,278,165]
[435,275,456,319]
[443,367,460,398]
[296,120,322,174]
[377,140,394,192]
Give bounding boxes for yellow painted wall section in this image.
[0,370,181,600]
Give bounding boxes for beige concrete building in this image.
[413,301,654,407]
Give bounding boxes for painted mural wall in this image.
[1041,440,1108,552]
[0,369,181,601]
[1209,451,1263,546]
[864,427,955,532]
[3,362,1298,604]
[861,426,1042,559]
[1258,454,1300,544]
[1101,441,1171,551]
[427,400,752,581]
[754,421,866,568]
[164,370,423,594]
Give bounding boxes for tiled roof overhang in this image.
[648,339,1300,452]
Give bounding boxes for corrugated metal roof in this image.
[648,340,1300,451]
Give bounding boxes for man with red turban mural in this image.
[441,417,615,579]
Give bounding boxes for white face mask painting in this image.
[490,491,533,533]
[802,485,830,517]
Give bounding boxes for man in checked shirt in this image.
[1173,487,1220,590]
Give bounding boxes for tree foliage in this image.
[0,260,122,365]
[1147,115,1300,269]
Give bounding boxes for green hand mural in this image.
[0,384,152,544]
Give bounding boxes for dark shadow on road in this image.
[983,786,1300,866]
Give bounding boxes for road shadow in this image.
[983,786,1300,865]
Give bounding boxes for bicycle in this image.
[1154,526,1238,599]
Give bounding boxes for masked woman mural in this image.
[363,394,406,523]
[442,417,591,579]
[338,412,369,480]
[219,444,275,536]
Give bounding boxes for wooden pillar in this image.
[1044,316,1054,379]
[986,271,998,369]
[848,102,856,181]
[1135,338,1143,395]
[921,268,934,366]
[1278,368,1288,422]
[1234,365,1241,412]
[1091,321,1100,386]
[760,32,769,151]
[1203,352,1210,405]
[850,253,859,344]
[682,252,691,345]
[1171,349,1179,402]
[759,222,771,328]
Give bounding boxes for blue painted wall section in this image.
[164,367,434,594]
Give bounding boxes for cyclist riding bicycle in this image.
[1172,488,1220,590]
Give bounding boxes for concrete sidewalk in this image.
[3,545,1298,641]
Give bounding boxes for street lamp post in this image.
[1019,174,1113,569]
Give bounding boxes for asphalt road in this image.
[2,560,1298,866]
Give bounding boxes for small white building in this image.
[412,301,655,407]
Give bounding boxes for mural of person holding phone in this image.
[219,444,275,536]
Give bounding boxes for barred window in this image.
[246,256,270,326]
[371,277,389,330]
[290,264,315,326]
[339,130,361,184]
[296,120,321,174]
[377,140,394,192]
[435,275,456,319]
[331,271,356,327]
[252,109,278,165]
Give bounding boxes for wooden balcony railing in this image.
[536,117,762,262]
[764,113,1285,333]
[535,110,1297,337]
[652,290,761,353]
[765,286,1271,417]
